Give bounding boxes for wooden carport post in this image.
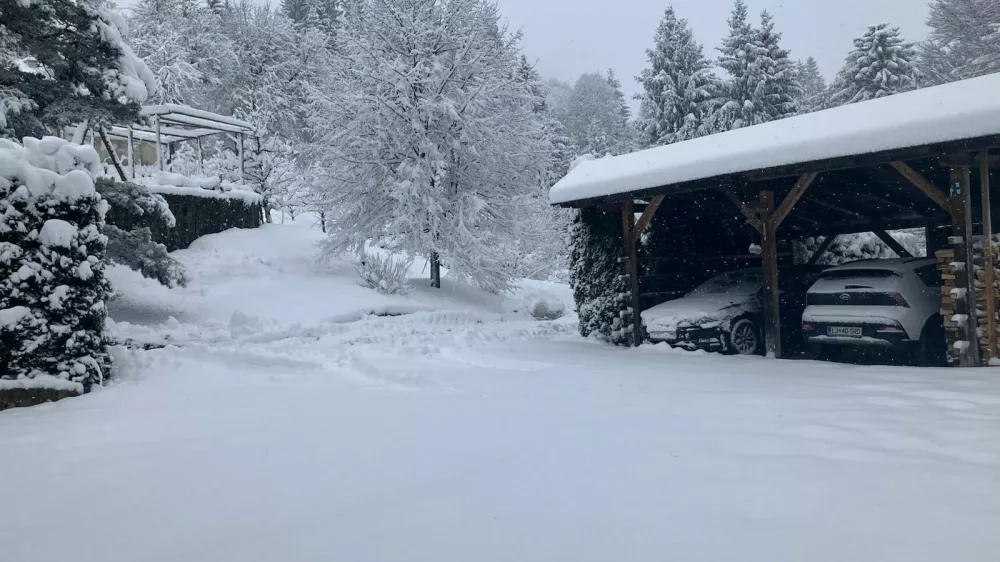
[980,151,997,362]
[759,191,780,357]
[757,173,819,358]
[621,196,665,347]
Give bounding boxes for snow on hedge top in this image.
[550,74,1000,205]
[0,137,100,202]
[141,172,263,205]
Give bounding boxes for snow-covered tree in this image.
[128,0,235,108]
[752,11,800,122]
[569,208,640,345]
[795,57,828,113]
[0,0,156,138]
[563,72,635,157]
[923,0,1000,81]
[829,24,919,106]
[545,78,574,116]
[634,6,717,147]
[709,4,799,131]
[313,0,549,292]
[0,137,112,389]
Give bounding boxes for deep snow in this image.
[2,219,1000,562]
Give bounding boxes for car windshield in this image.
[689,269,763,297]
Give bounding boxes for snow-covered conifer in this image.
[0,0,156,138]
[564,72,635,157]
[0,137,112,389]
[634,6,716,147]
[795,57,828,113]
[924,0,1000,80]
[753,11,800,122]
[709,4,798,131]
[829,24,919,106]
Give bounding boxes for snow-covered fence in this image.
[105,179,264,252]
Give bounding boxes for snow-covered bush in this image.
[569,208,643,345]
[0,137,112,389]
[356,251,412,295]
[796,230,925,265]
[528,297,566,321]
[97,178,187,287]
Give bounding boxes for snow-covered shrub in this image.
[356,250,412,295]
[0,137,112,389]
[528,298,566,321]
[97,178,187,287]
[796,230,925,266]
[569,208,643,345]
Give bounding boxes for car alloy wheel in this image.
[730,319,759,355]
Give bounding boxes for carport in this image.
[551,74,1000,367]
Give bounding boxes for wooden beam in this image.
[940,153,1000,168]
[631,195,664,241]
[760,190,781,358]
[719,189,763,233]
[872,229,913,258]
[950,166,981,366]
[981,151,997,362]
[621,201,642,347]
[807,235,838,265]
[772,173,818,228]
[889,161,951,213]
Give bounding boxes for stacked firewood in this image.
[973,237,1000,362]
[939,238,1000,365]
[936,248,961,365]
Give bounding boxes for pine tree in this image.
[753,11,800,122]
[795,57,827,113]
[0,137,112,389]
[564,72,634,157]
[711,0,759,131]
[0,0,156,139]
[635,6,716,147]
[829,24,919,106]
[924,0,1000,80]
[281,0,312,22]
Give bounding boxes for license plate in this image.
[828,326,862,337]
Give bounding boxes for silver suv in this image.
[801,258,944,364]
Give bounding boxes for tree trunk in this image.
[430,252,441,288]
[98,128,127,181]
[319,212,327,233]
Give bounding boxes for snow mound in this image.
[0,137,100,201]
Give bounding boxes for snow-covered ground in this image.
[2,219,1000,561]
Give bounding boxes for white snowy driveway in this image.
[2,223,1000,561]
[3,336,1000,561]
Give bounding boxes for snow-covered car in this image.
[644,266,826,355]
[801,258,944,364]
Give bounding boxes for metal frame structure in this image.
[101,104,255,183]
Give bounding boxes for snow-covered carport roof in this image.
[550,74,1000,234]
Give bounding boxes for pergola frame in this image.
[566,137,1000,366]
[100,104,255,183]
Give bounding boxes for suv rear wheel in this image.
[729,318,762,356]
[917,316,946,367]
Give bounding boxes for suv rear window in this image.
[819,269,899,280]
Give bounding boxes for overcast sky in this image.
[496,0,930,105]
